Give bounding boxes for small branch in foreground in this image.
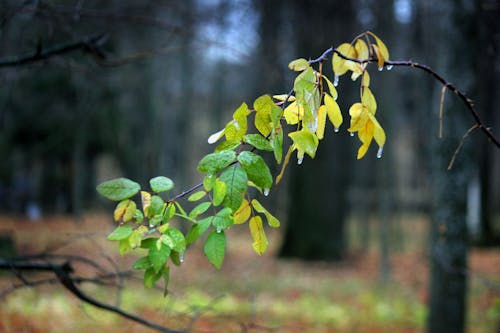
[0,258,182,333]
[0,34,108,68]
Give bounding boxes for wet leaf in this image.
[97,178,140,201]
[149,176,174,193]
[198,150,237,175]
[219,165,248,212]
[249,216,268,255]
[204,230,226,269]
[188,191,207,202]
[243,134,273,151]
[233,200,251,224]
[107,225,133,241]
[288,129,319,159]
[237,151,273,190]
[212,180,227,206]
[288,58,310,71]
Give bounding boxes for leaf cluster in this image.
[97,31,392,291]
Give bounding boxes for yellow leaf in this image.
[357,140,371,159]
[322,75,338,100]
[362,71,370,87]
[332,43,354,76]
[233,200,251,224]
[368,32,389,62]
[141,191,151,216]
[357,120,374,159]
[371,44,385,69]
[123,201,137,222]
[348,103,369,132]
[283,101,302,125]
[316,105,327,140]
[114,200,130,222]
[354,39,369,60]
[369,114,386,147]
[288,129,319,159]
[251,199,280,227]
[324,93,342,130]
[361,87,377,114]
[288,58,310,71]
[249,216,268,255]
[272,94,296,102]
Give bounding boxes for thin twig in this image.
[447,124,479,170]
[439,85,447,139]
[0,34,107,67]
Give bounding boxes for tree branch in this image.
[0,258,182,333]
[309,47,500,149]
[0,33,107,68]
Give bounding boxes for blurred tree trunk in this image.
[279,0,356,261]
[425,2,475,332]
[474,0,500,246]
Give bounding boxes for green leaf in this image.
[212,207,234,232]
[188,190,207,202]
[237,151,273,190]
[203,175,216,191]
[149,214,163,227]
[243,134,273,151]
[186,217,212,245]
[147,195,165,218]
[144,267,163,288]
[164,228,186,253]
[162,203,176,223]
[204,230,226,269]
[119,239,132,255]
[288,129,319,158]
[197,150,237,175]
[132,256,151,270]
[107,225,133,241]
[134,209,144,223]
[189,201,211,219]
[170,251,184,266]
[271,127,283,164]
[149,240,171,273]
[288,58,310,71]
[97,178,140,201]
[219,165,248,212]
[215,140,241,152]
[149,176,174,193]
[212,180,227,206]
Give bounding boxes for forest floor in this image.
[0,213,499,333]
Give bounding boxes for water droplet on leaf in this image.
[297,156,304,165]
[386,64,393,70]
[334,127,340,133]
[350,132,355,137]
[179,254,184,263]
[333,75,339,87]
[378,66,383,71]
[216,227,222,233]
[263,188,270,196]
[377,146,384,159]
[149,224,154,228]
